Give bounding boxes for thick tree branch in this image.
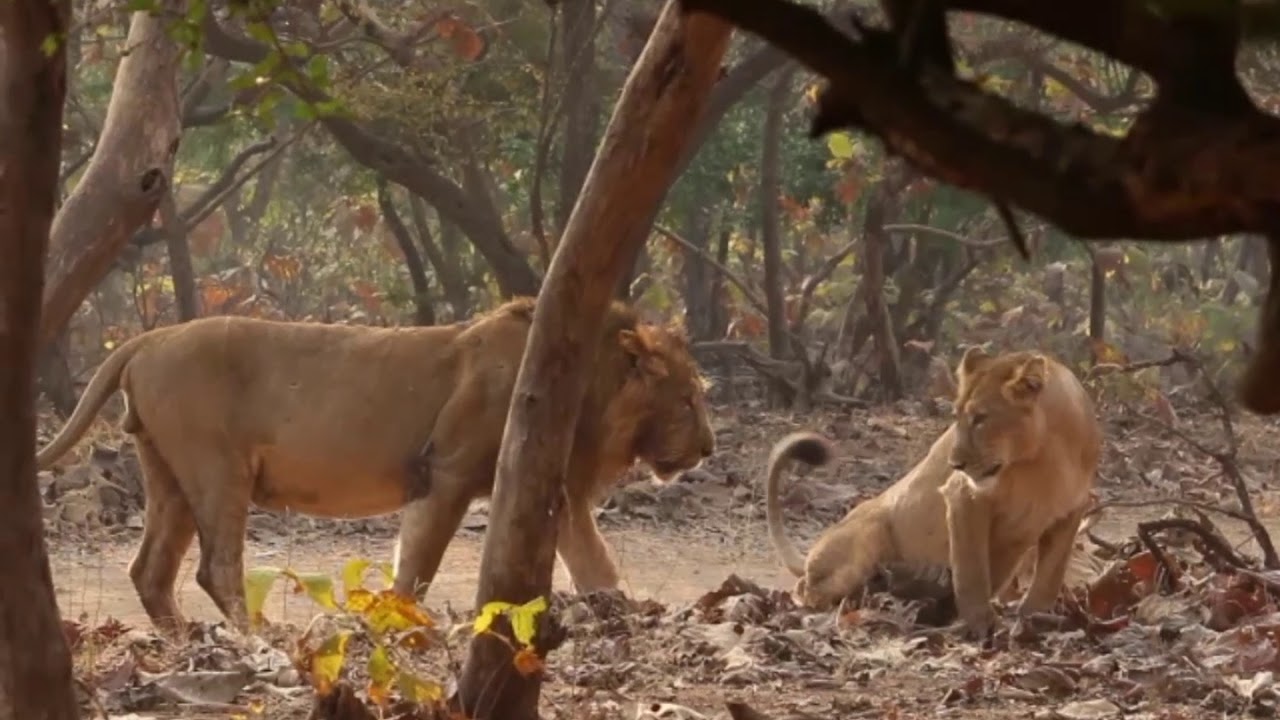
[41,2,184,350]
[678,0,1280,241]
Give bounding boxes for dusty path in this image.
[48,501,1223,630]
[50,515,801,627]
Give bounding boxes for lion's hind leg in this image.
[800,506,893,608]
[390,475,475,601]
[129,435,197,634]
[163,447,255,630]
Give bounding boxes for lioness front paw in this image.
[957,606,998,642]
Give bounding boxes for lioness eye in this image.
[971,412,987,427]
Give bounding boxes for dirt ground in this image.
[39,399,1280,719]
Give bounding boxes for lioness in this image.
[766,347,1100,636]
[38,297,715,632]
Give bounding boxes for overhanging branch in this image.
[678,0,1280,240]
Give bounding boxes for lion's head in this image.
[604,316,715,481]
[947,346,1051,481]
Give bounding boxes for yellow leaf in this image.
[310,630,352,697]
[363,591,435,636]
[285,570,339,611]
[508,597,548,647]
[1218,339,1238,353]
[366,645,396,707]
[344,588,375,614]
[395,628,433,653]
[512,647,544,677]
[978,300,997,314]
[826,132,856,160]
[396,671,443,703]
[473,601,513,636]
[341,558,373,595]
[473,597,547,647]
[244,567,284,625]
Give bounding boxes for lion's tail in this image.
[37,332,150,469]
[765,431,835,578]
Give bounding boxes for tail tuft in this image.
[770,431,834,469]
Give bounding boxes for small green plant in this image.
[244,559,442,707]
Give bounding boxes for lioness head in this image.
[947,346,1050,480]
[614,323,716,480]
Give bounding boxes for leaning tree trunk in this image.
[0,2,81,718]
[455,5,732,719]
[39,0,184,351]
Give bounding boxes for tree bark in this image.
[40,1,183,351]
[455,5,732,719]
[376,178,435,325]
[861,168,908,400]
[159,188,199,321]
[760,68,793,407]
[555,0,601,234]
[408,196,470,320]
[0,1,81,718]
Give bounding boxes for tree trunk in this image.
[861,168,907,400]
[159,189,199,321]
[1089,255,1106,341]
[455,5,732,719]
[376,178,434,325]
[40,1,184,350]
[680,200,715,339]
[409,196,471,319]
[555,0,601,235]
[759,68,793,407]
[0,2,81,717]
[37,331,78,418]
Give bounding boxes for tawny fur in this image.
[37,297,716,633]
[765,347,1101,636]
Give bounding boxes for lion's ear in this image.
[1007,355,1048,401]
[619,329,668,378]
[956,345,990,384]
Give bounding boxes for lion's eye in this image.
[971,412,987,427]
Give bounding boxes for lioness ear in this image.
[956,345,990,384]
[619,329,668,378]
[1006,355,1048,401]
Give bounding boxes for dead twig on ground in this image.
[1120,349,1280,569]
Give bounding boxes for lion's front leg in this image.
[940,473,995,637]
[1018,502,1087,614]
[556,493,621,593]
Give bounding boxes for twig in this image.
[1131,349,1280,569]
[1091,497,1256,525]
[655,223,768,316]
[1139,518,1251,573]
[1136,521,1183,591]
[1084,351,1184,380]
[881,222,1006,248]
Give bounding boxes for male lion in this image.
[765,347,1100,636]
[37,297,715,632]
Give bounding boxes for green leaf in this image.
[124,0,159,11]
[246,22,276,45]
[244,566,284,623]
[826,132,856,160]
[287,570,340,611]
[39,33,61,58]
[396,671,443,703]
[306,55,331,88]
[341,558,373,595]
